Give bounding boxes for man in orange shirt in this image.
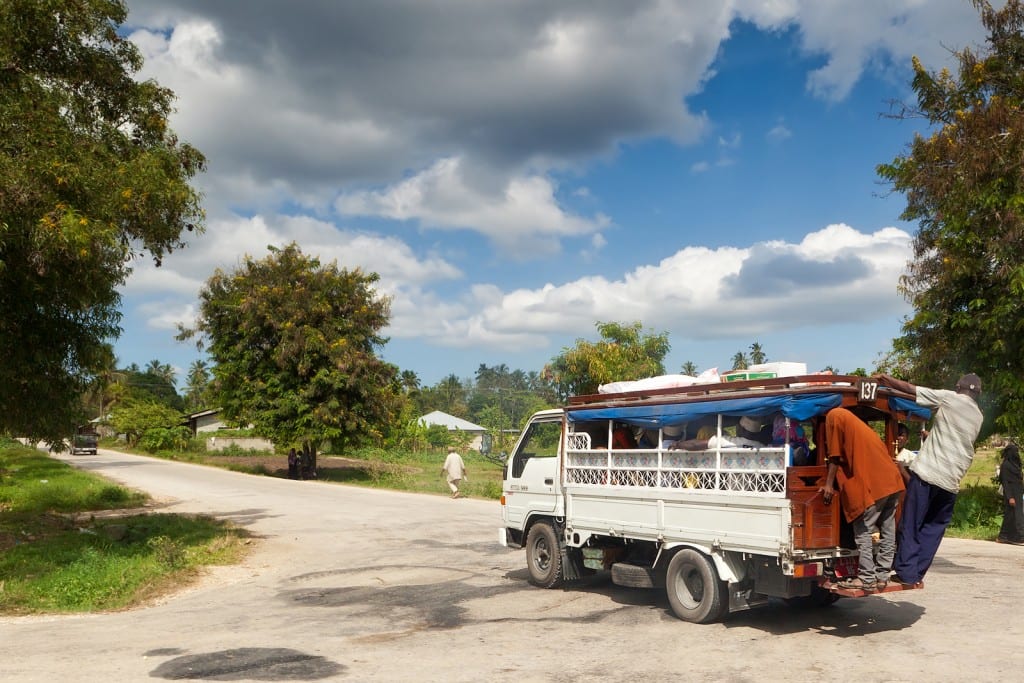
[820,408,906,591]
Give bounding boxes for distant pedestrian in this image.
[287,448,298,480]
[997,442,1024,545]
[442,449,468,498]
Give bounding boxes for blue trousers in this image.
[894,471,957,583]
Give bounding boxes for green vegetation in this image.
[948,445,1004,539]
[0,0,206,444]
[108,438,505,501]
[320,447,503,499]
[879,0,1024,436]
[0,439,248,614]
[179,242,403,467]
[547,321,671,400]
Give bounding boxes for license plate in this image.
[832,556,858,578]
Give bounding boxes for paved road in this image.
[1,449,1022,682]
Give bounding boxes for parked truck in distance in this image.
[71,426,99,455]
[499,372,928,623]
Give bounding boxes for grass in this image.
[0,439,249,615]
[320,447,504,499]
[111,438,506,500]
[947,445,1003,540]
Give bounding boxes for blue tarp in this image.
[888,396,932,421]
[566,393,843,429]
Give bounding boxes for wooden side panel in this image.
[787,466,839,549]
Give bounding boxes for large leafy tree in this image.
[546,321,670,400]
[0,0,205,442]
[181,243,402,460]
[878,0,1024,432]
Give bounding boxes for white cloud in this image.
[736,0,986,101]
[336,157,610,256]
[122,1,985,240]
[123,212,464,334]
[420,223,912,350]
[767,122,793,142]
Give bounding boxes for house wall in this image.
[195,414,226,433]
[206,436,274,452]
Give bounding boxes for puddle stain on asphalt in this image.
[149,647,344,680]
[280,564,630,632]
[282,573,511,629]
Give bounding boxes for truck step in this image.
[822,579,923,597]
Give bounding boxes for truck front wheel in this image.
[665,549,725,623]
[525,522,563,588]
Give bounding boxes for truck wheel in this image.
[665,549,724,623]
[525,522,563,588]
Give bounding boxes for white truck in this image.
[499,373,927,622]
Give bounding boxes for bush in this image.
[949,484,1002,539]
[138,426,191,453]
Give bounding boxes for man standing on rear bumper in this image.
[876,373,984,585]
[820,408,905,590]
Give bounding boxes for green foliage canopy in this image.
[109,398,184,447]
[182,243,402,454]
[878,0,1024,432]
[0,0,205,442]
[546,321,670,400]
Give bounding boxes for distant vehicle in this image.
[71,428,99,455]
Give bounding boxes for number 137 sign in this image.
[857,379,878,403]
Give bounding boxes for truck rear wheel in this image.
[665,549,724,623]
[526,522,563,588]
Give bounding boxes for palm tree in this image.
[681,361,698,376]
[400,370,421,394]
[185,360,211,410]
[146,359,176,386]
[749,342,766,365]
[731,352,749,371]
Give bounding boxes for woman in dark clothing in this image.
[997,443,1024,544]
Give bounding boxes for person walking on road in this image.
[819,407,906,591]
[876,373,984,586]
[442,449,468,498]
[997,442,1024,545]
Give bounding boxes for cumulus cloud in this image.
[423,224,912,350]
[124,212,464,334]
[736,0,985,101]
[121,0,984,243]
[111,1,976,375]
[336,157,609,256]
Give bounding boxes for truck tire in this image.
[665,549,725,623]
[526,522,563,588]
[611,562,664,589]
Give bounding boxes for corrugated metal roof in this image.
[418,410,486,432]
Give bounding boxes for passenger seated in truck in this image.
[670,417,771,451]
[611,423,638,449]
[769,413,812,465]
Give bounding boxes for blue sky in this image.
[115,1,990,388]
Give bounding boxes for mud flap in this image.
[561,546,583,581]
